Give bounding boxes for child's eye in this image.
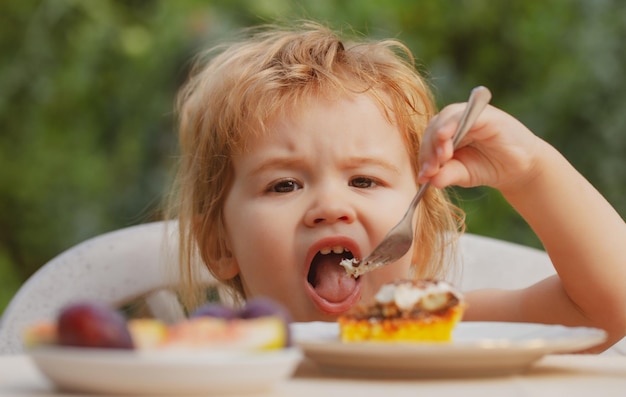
[268,179,302,193]
[350,176,378,189]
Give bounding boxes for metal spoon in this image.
[341,86,492,277]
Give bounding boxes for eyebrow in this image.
[249,155,402,176]
[248,157,305,177]
[342,156,402,175]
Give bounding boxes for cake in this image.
[338,279,465,342]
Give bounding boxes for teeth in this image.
[332,246,344,254]
[319,246,351,255]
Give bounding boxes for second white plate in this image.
[291,321,606,378]
[29,346,302,395]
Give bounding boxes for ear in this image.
[212,232,240,280]
[191,213,240,280]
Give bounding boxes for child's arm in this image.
[418,103,626,351]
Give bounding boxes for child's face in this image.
[222,93,419,321]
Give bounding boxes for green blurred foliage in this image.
[1,0,625,314]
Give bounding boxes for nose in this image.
[303,186,357,227]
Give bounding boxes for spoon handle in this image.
[452,86,492,149]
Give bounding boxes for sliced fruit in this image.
[25,297,291,352]
[128,319,169,349]
[163,317,286,350]
[23,321,57,347]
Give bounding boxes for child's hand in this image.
[417,103,544,193]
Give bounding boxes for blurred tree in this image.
[1,0,624,314]
[0,0,191,309]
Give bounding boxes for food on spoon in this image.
[338,279,465,342]
[339,257,363,277]
[25,298,291,351]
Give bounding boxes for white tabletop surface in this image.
[1,353,626,397]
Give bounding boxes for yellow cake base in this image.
[338,305,465,343]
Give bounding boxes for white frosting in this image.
[339,258,362,276]
[374,280,461,311]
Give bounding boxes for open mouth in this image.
[307,246,358,304]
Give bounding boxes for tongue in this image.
[311,255,357,303]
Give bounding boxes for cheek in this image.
[223,200,298,292]
[232,230,300,305]
[224,196,290,249]
[379,255,412,280]
[365,186,418,246]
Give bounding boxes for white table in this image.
[1,353,625,396]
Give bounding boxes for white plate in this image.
[291,321,606,378]
[29,346,302,395]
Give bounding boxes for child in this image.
[168,21,626,352]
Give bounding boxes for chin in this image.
[296,311,341,323]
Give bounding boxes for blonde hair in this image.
[169,21,464,311]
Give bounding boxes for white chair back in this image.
[0,221,198,354]
[455,233,555,291]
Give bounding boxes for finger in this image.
[418,113,461,181]
[421,103,467,152]
[428,159,472,189]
